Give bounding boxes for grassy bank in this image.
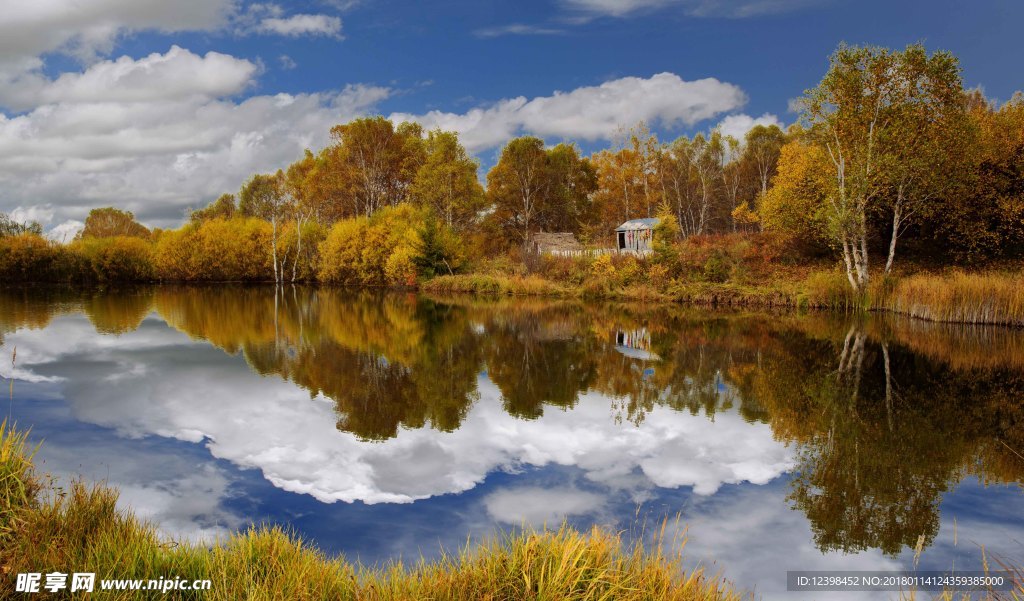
[0,420,741,600]
[427,264,1024,328]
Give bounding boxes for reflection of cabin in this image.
[615,218,658,254]
[614,328,660,361]
[530,232,585,256]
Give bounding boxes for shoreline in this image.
[5,268,1024,329]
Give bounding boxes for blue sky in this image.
[1,0,1022,234]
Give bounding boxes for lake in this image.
[2,285,1021,599]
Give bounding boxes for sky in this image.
[1,0,1022,237]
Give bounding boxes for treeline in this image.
[2,43,1023,289]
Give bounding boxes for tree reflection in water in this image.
[1,285,1021,556]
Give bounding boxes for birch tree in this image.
[803,44,966,290]
[240,172,288,283]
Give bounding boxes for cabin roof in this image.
[615,218,659,231]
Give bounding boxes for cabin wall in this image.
[616,228,653,253]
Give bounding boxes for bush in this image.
[154,218,273,281]
[318,204,425,286]
[702,250,732,283]
[71,236,155,282]
[0,234,78,283]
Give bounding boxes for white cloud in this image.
[715,112,782,141]
[9,204,54,225]
[562,0,677,17]
[0,46,389,229]
[677,484,903,601]
[257,14,343,37]
[391,73,747,152]
[0,0,234,65]
[485,487,604,526]
[47,220,85,242]
[474,24,567,38]
[561,0,823,18]
[279,54,298,70]
[0,46,258,112]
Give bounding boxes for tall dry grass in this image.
[422,274,566,297]
[881,271,1024,327]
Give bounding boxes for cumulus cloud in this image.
[0,46,258,112]
[0,0,234,65]
[0,45,389,229]
[391,73,747,152]
[4,317,797,506]
[9,204,54,225]
[258,14,343,37]
[715,112,782,141]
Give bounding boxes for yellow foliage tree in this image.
[759,140,832,255]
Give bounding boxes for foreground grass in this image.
[0,420,741,600]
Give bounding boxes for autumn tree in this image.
[78,207,151,240]
[802,43,966,292]
[743,124,787,198]
[924,91,1024,262]
[591,146,644,233]
[875,45,968,273]
[0,212,42,237]
[657,136,696,237]
[325,117,426,218]
[591,124,660,236]
[283,150,323,282]
[189,194,237,224]
[546,143,597,233]
[410,129,485,231]
[486,136,553,248]
[720,135,743,231]
[688,132,724,236]
[240,172,289,283]
[759,139,833,255]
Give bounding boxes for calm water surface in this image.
[2,286,1021,599]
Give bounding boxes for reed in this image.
[422,274,566,297]
[880,271,1024,327]
[0,421,739,600]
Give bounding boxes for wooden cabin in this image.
[530,232,585,256]
[615,218,658,254]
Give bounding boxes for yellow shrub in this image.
[591,254,615,278]
[72,236,155,282]
[318,205,424,286]
[385,246,417,286]
[0,234,78,282]
[154,218,273,281]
